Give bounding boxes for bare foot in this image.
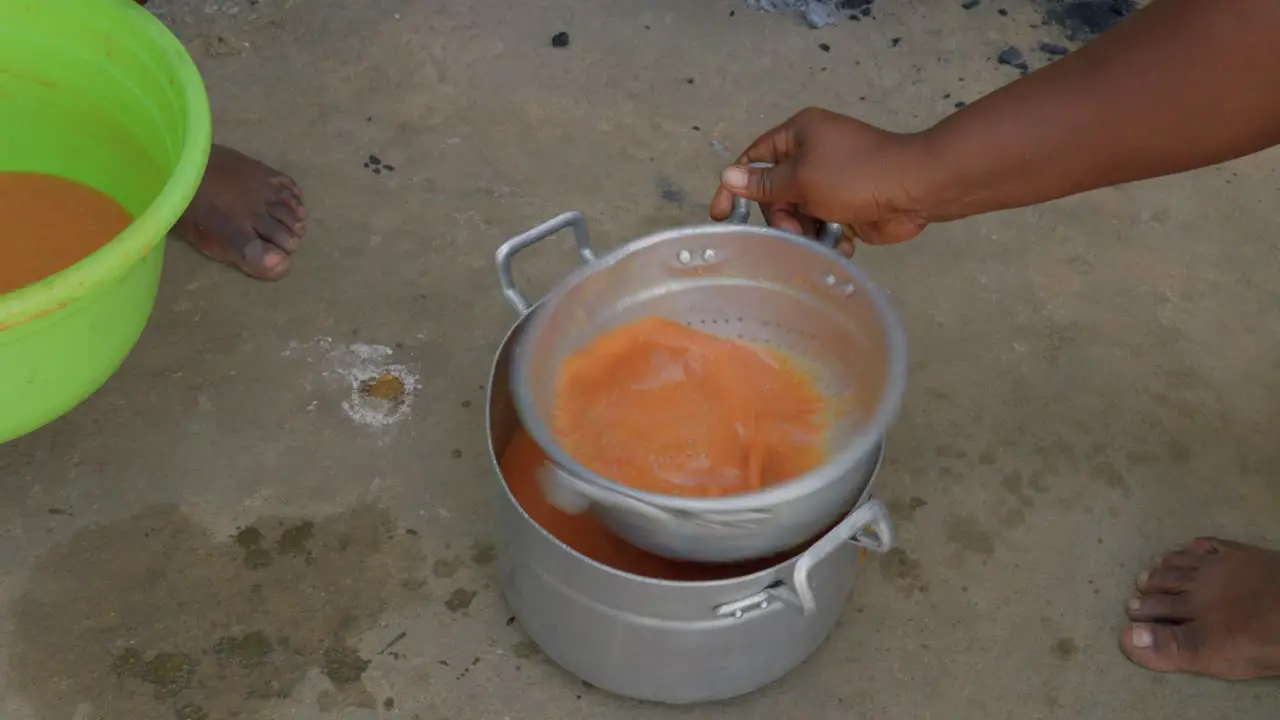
[174,144,307,281]
[1121,537,1280,680]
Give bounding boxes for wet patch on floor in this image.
[282,337,420,428]
[444,588,478,613]
[8,503,424,719]
[511,639,541,660]
[1051,636,1081,661]
[885,495,928,522]
[470,539,496,566]
[943,513,997,558]
[878,547,927,595]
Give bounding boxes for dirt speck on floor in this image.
[444,588,478,612]
[213,631,275,669]
[321,645,371,685]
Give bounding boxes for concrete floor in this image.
[2,0,1279,717]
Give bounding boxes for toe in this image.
[269,175,307,214]
[254,211,302,254]
[1137,566,1197,594]
[265,198,306,242]
[1121,622,1200,674]
[270,172,303,197]
[238,239,292,281]
[1158,550,1207,570]
[1185,537,1225,555]
[1127,593,1194,622]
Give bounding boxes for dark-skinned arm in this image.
[920,0,1280,221]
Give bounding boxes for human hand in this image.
[709,107,935,256]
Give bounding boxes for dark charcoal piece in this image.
[818,42,831,52]
[996,46,1024,65]
[1047,0,1137,41]
[1038,41,1070,56]
[368,154,382,166]
[551,31,570,48]
[890,37,902,47]
[997,46,1029,71]
[961,0,981,9]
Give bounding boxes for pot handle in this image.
[725,162,845,250]
[712,498,894,621]
[495,211,597,314]
[791,497,894,615]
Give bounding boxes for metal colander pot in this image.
[495,198,907,563]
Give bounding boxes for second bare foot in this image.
[174,144,307,281]
[1121,537,1280,680]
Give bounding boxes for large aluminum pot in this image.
[488,310,895,704]
[494,205,906,563]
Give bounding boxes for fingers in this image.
[709,117,800,220]
[758,204,805,236]
[708,184,737,221]
[838,225,858,257]
[719,161,801,206]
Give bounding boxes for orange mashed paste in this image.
[501,426,804,580]
[552,316,829,497]
[0,172,133,295]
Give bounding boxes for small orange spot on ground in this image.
[360,372,406,401]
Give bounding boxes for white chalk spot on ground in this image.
[283,337,420,427]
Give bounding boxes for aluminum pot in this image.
[488,310,896,704]
[494,205,906,563]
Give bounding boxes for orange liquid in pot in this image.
[552,317,829,498]
[500,426,805,580]
[0,172,133,295]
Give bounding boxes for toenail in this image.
[1131,625,1153,649]
[1137,570,1150,586]
[1128,597,1141,611]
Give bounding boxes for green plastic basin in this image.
[0,0,211,443]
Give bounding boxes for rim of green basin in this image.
[0,1,212,330]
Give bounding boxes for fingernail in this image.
[1128,597,1141,612]
[721,166,748,190]
[1131,624,1154,649]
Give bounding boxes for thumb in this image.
[720,162,798,204]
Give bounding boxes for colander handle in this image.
[726,162,845,249]
[495,211,597,314]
